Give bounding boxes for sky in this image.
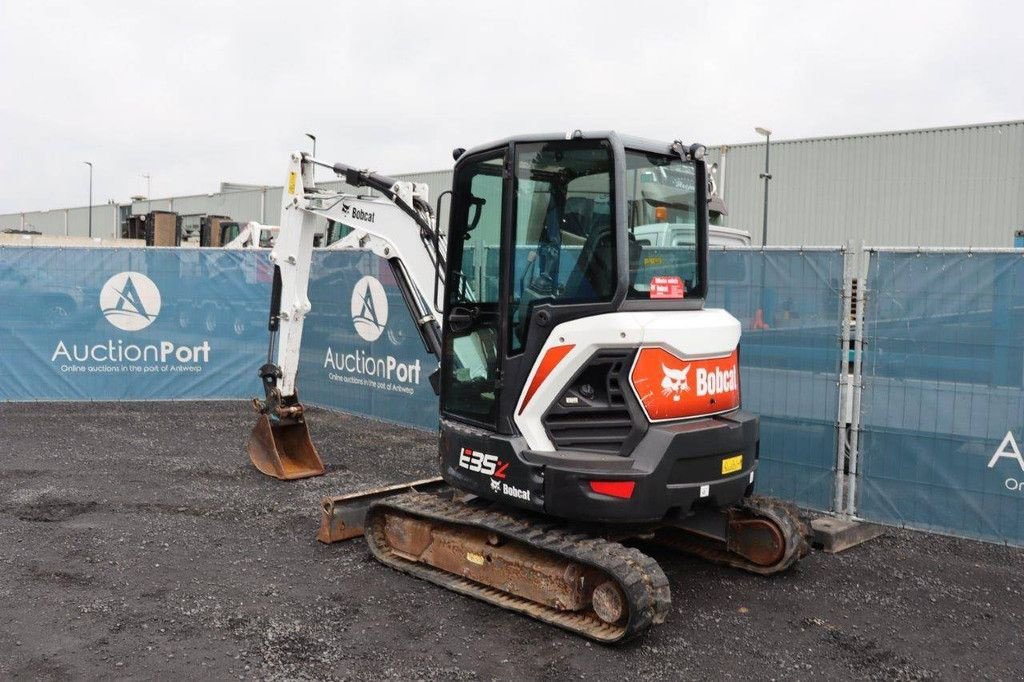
[1,0,1022,213]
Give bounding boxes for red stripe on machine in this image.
[518,344,575,415]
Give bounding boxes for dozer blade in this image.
[247,413,325,480]
[317,477,450,543]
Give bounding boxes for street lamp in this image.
[84,161,93,238]
[754,127,772,246]
[305,132,317,158]
[752,127,774,331]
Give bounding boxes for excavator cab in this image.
[440,135,707,434]
[433,133,747,520]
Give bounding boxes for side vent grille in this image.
[542,351,641,455]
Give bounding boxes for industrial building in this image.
[2,119,1022,247]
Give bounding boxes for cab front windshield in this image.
[626,150,702,299]
[510,139,616,351]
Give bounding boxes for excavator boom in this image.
[247,152,446,479]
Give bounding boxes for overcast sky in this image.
[1,0,1021,213]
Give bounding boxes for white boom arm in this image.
[265,152,445,400]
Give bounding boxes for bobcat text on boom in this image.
[51,340,211,364]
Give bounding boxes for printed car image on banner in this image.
[0,246,271,400]
[297,250,438,430]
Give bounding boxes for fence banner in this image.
[707,249,844,511]
[297,250,439,430]
[858,251,1024,544]
[0,246,271,400]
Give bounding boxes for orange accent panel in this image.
[518,344,575,415]
[630,348,740,422]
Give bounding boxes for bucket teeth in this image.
[247,413,325,480]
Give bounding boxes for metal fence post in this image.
[833,244,854,514]
[845,244,869,516]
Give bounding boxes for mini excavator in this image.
[248,132,807,642]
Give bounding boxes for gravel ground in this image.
[1,401,1022,681]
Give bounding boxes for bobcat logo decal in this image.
[631,348,741,422]
[661,363,691,401]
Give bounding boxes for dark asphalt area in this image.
[1,401,1022,681]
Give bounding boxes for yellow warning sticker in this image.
[465,552,486,566]
[721,454,743,475]
[287,171,297,195]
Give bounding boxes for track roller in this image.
[364,492,671,643]
[657,496,809,575]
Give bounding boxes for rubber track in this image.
[365,492,671,644]
[656,496,810,576]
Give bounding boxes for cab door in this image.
[440,150,508,429]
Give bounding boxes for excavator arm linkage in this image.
[247,152,445,480]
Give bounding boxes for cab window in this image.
[509,140,615,352]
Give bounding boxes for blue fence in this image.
[13,243,1024,545]
[304,247,845,512]
[708,249,844,511]
[0,246,270,400]
[297,251,438,429]
[0,245,844,513]
[858,251,1024,544]
[297,247,846,514]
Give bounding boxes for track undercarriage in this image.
[333,490,808,643]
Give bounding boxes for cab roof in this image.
[458,131,696,161]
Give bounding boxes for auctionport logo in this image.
[323,274,420,395]
[989,431,1024,493]
[351,275,388,342]
[50,269,210,375]
[100,271,161,331]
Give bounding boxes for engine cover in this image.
[513,309,742,451]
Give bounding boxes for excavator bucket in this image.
[247,413,325,480]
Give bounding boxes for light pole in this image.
[755,127,772,246]
[753,127,773,330]
[142,173,151,212]
[84,161,93,238]
[305,132,317,158]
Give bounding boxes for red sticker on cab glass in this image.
[650,275,685,299]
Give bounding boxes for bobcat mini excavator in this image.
[249,132,807,643]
